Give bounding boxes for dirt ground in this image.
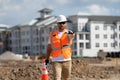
[0,57,120,80]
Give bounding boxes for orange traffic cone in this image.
[41,59,49,80]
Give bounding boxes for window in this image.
[41,37,44,41]
[114,33,117,38]
[96,43,99,47]
[95,26,99,30]
[74,35,76,40]
[119,26,120,31]
[79,43,84,48]
[119,43,120,48]
[111,43,115,47]
[36,45,39,51]
[49,27,52,32]
[0,38,2,42]
[95,34,99,39]
[86,43,90,49]
[22,39,25,43]
[111,34,114,39]
[36,38,39,43]
[42,45,45,49]
[119,34,120,39]
[74,43,77,49]
[74,51,77,56]
[85,34,90,40]
[22,31,25,35]
[46,37,48,42]
[27,31,29,35]
[104,34,107,39]
[114,26,117,29]
[115,41,117,46]
[0,34,1,38]
[110,25,114,30]
[104,43,108,47]
[79,34,83,40]
[41,29,44,33]
[36,29,39,35]
[103,26,107,30]
[8,33,11,37]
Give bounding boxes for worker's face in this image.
[57,22,67,31]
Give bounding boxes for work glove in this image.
[68,30,74,34]
[45,59,50,69]
[45,59,49,65]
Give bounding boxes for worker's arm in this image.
[68,30,75,46]
[46,44,52,59]
[45,44,52,65]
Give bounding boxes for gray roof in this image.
[9,16,56,29]
[88,16,120,24]
[71,15,120,24]
[35,16,57,26]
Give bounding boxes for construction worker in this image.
[45,15,75,80]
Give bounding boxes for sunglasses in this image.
[58,22,66,24]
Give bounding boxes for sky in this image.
[0,0,120,27]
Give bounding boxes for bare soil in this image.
[0,58,120,80]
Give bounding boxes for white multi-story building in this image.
[8,8,57,56]
[7,26,20,54]
[69,15,120,57]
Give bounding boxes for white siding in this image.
[69,15,120,57]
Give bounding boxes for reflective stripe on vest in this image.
[52,45,71,51]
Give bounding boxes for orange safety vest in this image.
[50,29,73,59]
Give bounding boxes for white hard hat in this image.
[57,15,67,23]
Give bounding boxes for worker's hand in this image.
[45,59,49,65]
[68,30,74,34]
